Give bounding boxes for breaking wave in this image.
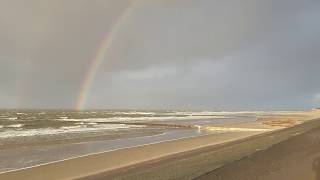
[0,124,144,138]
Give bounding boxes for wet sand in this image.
[0,129,208,172]
[0,131,261,180]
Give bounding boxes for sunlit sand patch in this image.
[260,119,303,128]
[202,126,271,132]
[258,115,310,128]
[255,110,320,129]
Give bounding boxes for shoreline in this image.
[0,131,169,174]
[0,129,206,174]
[0,130,263,180]
[0,128,210,173]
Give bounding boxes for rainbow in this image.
[76,1,137,110]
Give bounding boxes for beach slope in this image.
[196,119,320,180]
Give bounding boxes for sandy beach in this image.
[0,110,318,180]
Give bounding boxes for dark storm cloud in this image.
[0,0,320,110]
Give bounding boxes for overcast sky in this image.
[1,0,320,110]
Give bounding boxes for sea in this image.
[0,109,260,173]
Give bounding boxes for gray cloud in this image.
[1,0,320,110]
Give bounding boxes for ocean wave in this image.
[112,111,157,115]
[107,111,277,117]
[6,124,24,128]
[0,124,145,138]
[57,115,228,123]
[77,111,259,117]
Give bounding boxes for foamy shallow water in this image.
[57,115,228,123]
[0,124,145,138]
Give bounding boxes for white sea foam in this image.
[6,124,24,128]
[128,111,277,117]
[0,124,145,138]
[60,125,83,130]
[58,115,227,123]
[6,117,18,120]
[104,111,259,116]
[113,111,157,115]
[168,111,277,116]
[74,122,98,126]
[75,122,86,125]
